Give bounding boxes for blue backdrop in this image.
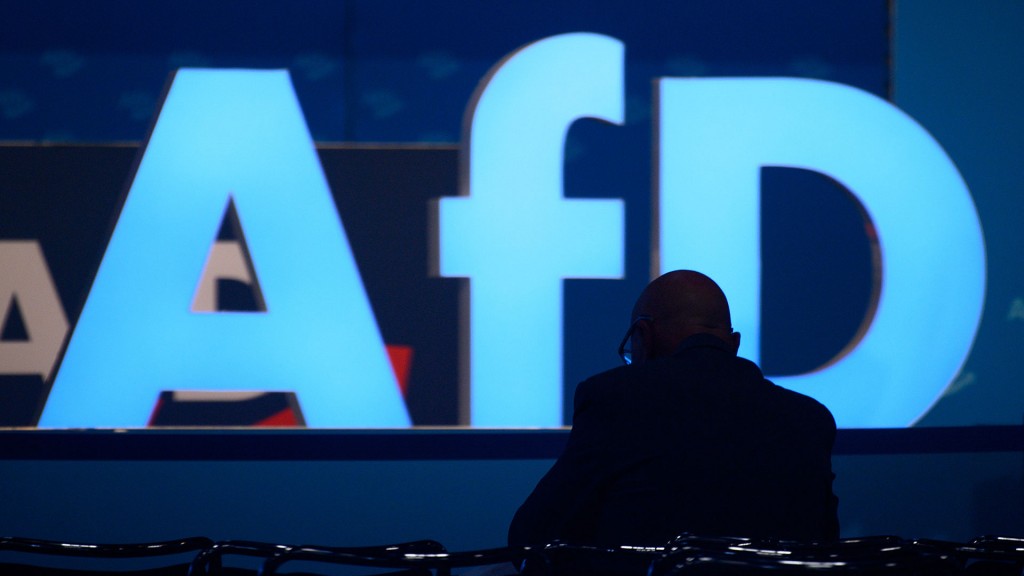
[1,0,1021,427]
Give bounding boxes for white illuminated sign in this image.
[40,69,409,428]
[657,77,986,427]
[28,37,987,429]
[435,33,626,426]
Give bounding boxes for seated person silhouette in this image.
[509,270,839,548]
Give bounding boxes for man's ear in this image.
[633,319,655,363]
[729,331,741,354]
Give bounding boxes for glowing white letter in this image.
[42,69,409,428]
[657,77,985,427]
[436,34,625,426]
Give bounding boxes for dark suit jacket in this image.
[508,333,839,547]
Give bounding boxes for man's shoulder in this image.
[571,354,836,432]
[708,352,834,425]
[571,362,666,415]
[574,364,634,399]
[763,379,837,432]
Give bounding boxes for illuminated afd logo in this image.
[35,34,985,429]
[438,35,986,428]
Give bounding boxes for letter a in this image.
[41,69,410,428]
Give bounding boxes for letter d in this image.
[657,78,985,428]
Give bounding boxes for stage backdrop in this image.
[1,0,1021,428]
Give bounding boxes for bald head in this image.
[627,270,739,362]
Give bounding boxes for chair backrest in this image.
[0,536,213,576]
[519,541,665,576]
[651,536,960,576]
[187,540,293,576]
[257,545,522,576]
[914,536,1024,576]
[188,540,447,576]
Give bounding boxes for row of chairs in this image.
[647,534,1024,576]
[0,537,511,576]
[0,534,1021,576]
[531,535,1024,576]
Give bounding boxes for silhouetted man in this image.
[509,270,839,547]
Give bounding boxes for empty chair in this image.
[258,545,526,576]
[187,540,293,576]
[518,541,665,576]
[0,536,213,576]
[651,535,959,576]
[913,536,1024,576]
[189,540,447,576]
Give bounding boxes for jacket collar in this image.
[673,332,738,356]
